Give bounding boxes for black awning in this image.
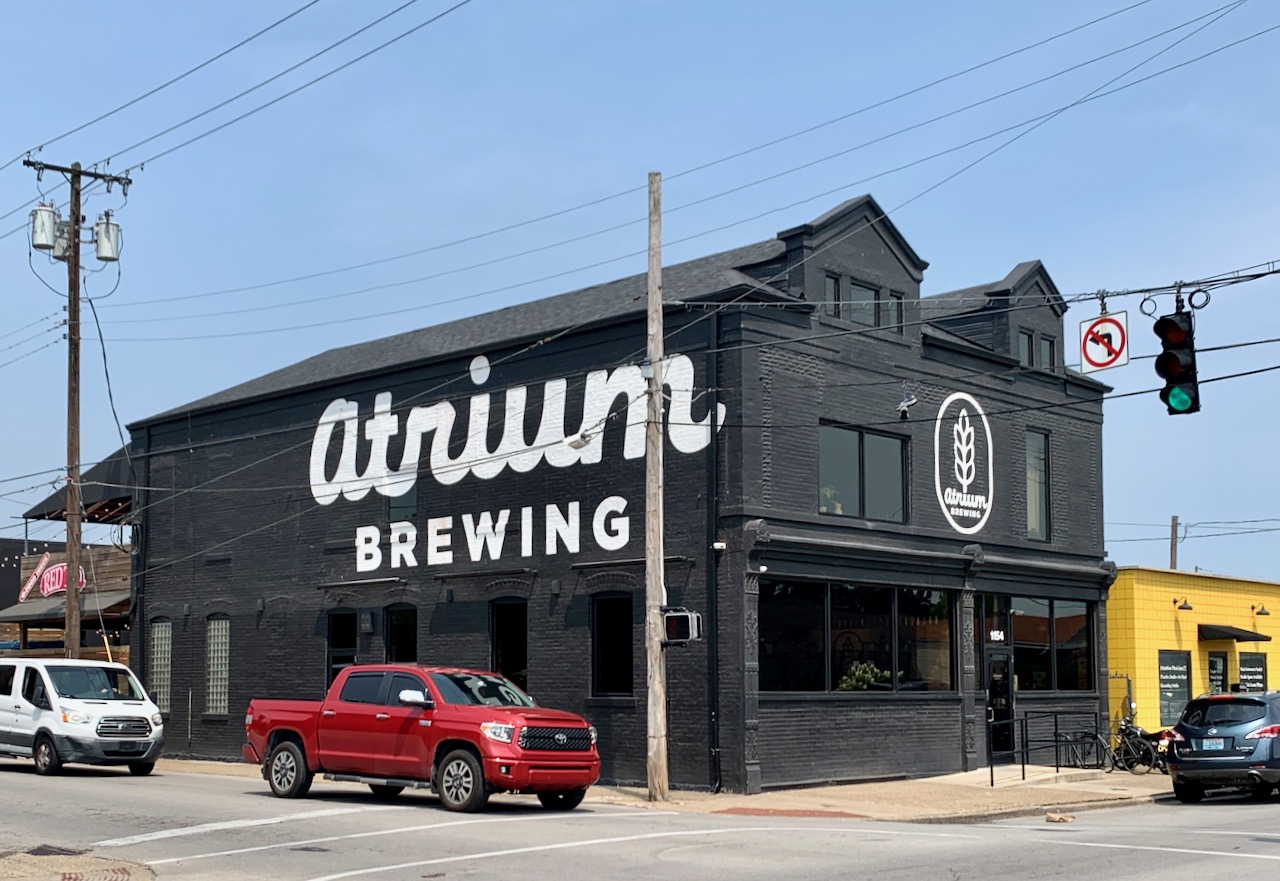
[23,447,134,525]
[1198,623,1273,642]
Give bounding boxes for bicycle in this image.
[1062,720,1158,775]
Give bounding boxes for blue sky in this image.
[1,0,1277,577]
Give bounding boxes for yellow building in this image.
[1108,567,1280,732]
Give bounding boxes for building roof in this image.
[923,260,1063,319]
[134,238,789,426]
[22,447,134,525]
[0,588,130,624]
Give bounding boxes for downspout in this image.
[705,311,722,792]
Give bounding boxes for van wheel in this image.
[537,789,586,811]
[267,741,313,798]
[369,784,404,799]
[1173,780,1204,804]
[34,735,62,776]
[435,749,488,812]
[128,762,155,777]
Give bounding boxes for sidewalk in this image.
[156,757,1173,824]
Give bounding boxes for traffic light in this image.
[1153,311,1200,415]
[663,608,704,645]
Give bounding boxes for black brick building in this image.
[122,195,1114,791]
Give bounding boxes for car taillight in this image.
[1165,729,1186,742]
[1245,725,1280,740]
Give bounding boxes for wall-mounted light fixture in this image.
[445,588,455,603]
[1253,604,1271,617]
[711,541,727,552]
[1174,596,1193,611]
[182,603,191,617]
[549,579,561,597]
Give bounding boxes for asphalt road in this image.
[2,760,1280,880]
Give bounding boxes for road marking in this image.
[145,810,660,865]
[95,806,408,847]
[1028,838,1280,860]
[303,826,977,881]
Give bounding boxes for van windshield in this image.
[46,665,147,701]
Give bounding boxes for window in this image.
[388,672,426,704]
[886,291,905,333]
[819,425,907,522]
[0,664,13,697]
[206,616,230,714]
[388,489,416,523]
[150,619,173,714]
[848,282,877,326]
[1011,597,1092,691]
[328,611,357,685]
[384,604,417,663]
[491,598,528,692]
[339,671,385,704]
[760,578,953,693]
[1026,430,1049,540]
[22,668,50,709]
[824,275,840,318]
[1240,652,1268,692]
[1039,336,1056,371]
[1018,330,1034,367]
[592,593,633,695]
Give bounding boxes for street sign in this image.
[1079,311,1129,374]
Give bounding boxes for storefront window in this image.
[898,589,953,690]
[1240,652,1267,692]
[760,579,954,693]
[1054,600,1090,690]
[759,580,825,692]
[384,604,418,663]
[1159,650,1191,726]
[592,593,634,696]
[1011,598,1051,690]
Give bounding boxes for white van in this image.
[0,658,165,776]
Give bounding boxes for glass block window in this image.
[149,619,172,714]
[206,616,230,715]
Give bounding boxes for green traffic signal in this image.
[1165,386,1194,412]
[1152,311,1200,416]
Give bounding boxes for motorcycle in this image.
[1121,716,1172,774]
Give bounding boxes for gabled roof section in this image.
[135,239,789,426]
[922,259,1067,320]
[777,195,929,281]
[24,447,134,525]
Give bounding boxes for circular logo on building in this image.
[933,392,994,535]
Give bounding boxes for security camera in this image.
[897,395,918,421]
[566,431,592,450]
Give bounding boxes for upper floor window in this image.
[1039,336,1056,371]
[886,291,905,333]
[1026,429,1049,540]
[1018,331,1034,367]
[824,275,841,318]
[819,425,907,523]
[847,282,877,326]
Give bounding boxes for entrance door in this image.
[986,652,1014,757]
[491,599,528,692]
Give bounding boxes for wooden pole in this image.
[645,171,669,801]
[1170,515,1179,571]
[65,163,83,659]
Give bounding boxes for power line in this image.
[0,0,325,175]
[91,1,1243,317]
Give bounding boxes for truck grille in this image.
[96,716,152,739]
[519,726,592,751]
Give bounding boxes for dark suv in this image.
[1168,693,1280,803]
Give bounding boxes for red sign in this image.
[18,552,52,602]
[39,562,87,598]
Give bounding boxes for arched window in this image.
[490,598,527,690]
[327,610,357,685]
[384,604,417,663]
[591,591,634,696]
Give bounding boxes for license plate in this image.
[116,741,138,751]
[1201,737,1224,750]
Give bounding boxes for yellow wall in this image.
[1109,567,1280,731]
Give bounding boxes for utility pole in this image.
[23,159,131,659]
[644,171,669,802]
[1170,514,1179,571]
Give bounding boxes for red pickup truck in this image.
[243,665,600,812]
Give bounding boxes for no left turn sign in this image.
[1079,312,1129,374]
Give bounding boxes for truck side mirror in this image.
[398,689,434,709]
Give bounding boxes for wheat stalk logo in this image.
[953,409,975,492]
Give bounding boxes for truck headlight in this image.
[589,725,597,745]
[62,711,93,725]
[152,713,164,727]
[480,722,515,743]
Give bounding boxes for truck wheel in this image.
[128,762,155,777]
[34,735,62,776]
[537,789,586,811]
[369,784,404,799]
[435,749,488,812]
[267,741,314,798]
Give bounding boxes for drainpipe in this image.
[705,311,722,792]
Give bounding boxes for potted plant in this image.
[820,485,843,515]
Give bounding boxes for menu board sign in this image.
[1159,650,1191,727]
[1208,652,1227,695]
[1240,653,1267,692]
